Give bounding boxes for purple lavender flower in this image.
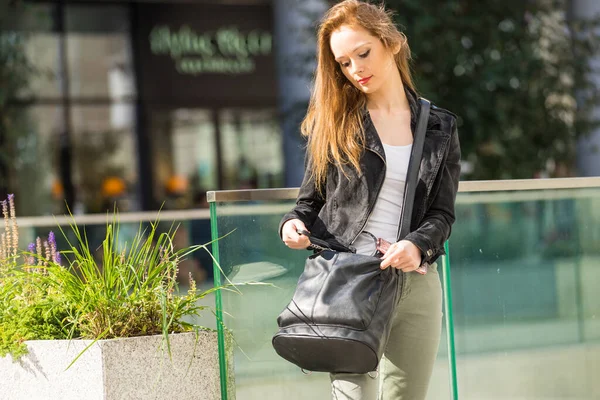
[27,242,36,266]
[36,237,43,266]
[8,194,17,252]
[48,231,56,247]
[48,231,60,265]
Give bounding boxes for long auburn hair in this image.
[302,0,416,191]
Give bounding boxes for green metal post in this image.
[572,198,585,343]
[442,241,459,400]
[210,202,228,400]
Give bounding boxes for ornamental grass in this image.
[0,195,225,361]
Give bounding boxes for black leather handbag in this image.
[272,98,431,374]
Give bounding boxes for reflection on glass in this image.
[220,108,283,189]
[19,33,62,99]
[5,106,63,216]
[451,188,600,399]
[66,5,135,99]
[209,187,600,399]
[172,109,217,192]
[70,105,138,214]
[0,4,61,99]
[151,108,217,210]
[211,200,452,399]
[0,4,56,32]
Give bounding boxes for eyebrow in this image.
[334,42,372,61]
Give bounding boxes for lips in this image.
[357,76,372,85]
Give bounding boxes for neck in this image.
[366,68,409,115]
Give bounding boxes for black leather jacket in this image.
[279,90,461,266]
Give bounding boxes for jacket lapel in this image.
[418,129,451,196]
[363,87,451,196]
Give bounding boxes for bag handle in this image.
[397,98,431,241]
[296,229,332,252]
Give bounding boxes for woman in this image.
[279,1,461,399]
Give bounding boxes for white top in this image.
[353,143,412,255]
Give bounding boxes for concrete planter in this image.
[0,331,233,400]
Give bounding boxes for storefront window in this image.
[63,5,138,214]
[0,3,60,99]
[18,32,62,99]
[7,105,63,216]
[220,108,284,189]
[65,5,135,99]
[2,1,281,216]
[1,3,63,215]
[70,105,138,214]
[151,108,218,210]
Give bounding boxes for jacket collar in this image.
[405,86,420,135]
[362,85,421,158]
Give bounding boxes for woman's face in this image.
[329,24,398,94]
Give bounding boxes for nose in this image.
[350,60,364,77]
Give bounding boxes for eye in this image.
[359,49,371,58]
[341,61,350,68]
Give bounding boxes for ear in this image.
[391,41,402,55]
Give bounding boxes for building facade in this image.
[1,0,304,216]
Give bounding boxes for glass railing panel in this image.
[450,188,600,399]
[210,200,452,400]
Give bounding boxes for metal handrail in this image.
[15,209,211,228]
[207,177,600,203]
[14,177,600,228]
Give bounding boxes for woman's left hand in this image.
[379,240,422,272]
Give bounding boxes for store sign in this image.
[149,25,272,75]
[135,4,277,104]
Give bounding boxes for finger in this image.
[292,220,308,233]
[283,231,300,243]
[400,260,419,272]
[381,246,404,267]
[388,254,411,270]
[292,229,311,246]
[284,235,306,245]
[285,235,311,249]
[283,219,304,237]
[298,236,310,247]
[380,255,395,269]
[286,237,307,248]
[386,243,398,255]
[283,225,302,241]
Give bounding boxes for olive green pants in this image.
[330,263,443,400]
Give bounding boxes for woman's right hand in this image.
[281,219,311,250]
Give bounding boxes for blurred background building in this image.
[0,0,599,218]
[1,0,288,217]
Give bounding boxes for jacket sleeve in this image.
[278,158,326,238]
[404,122,461,265]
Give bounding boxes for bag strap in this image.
[299,98,431,251]
[397,98,431,241]
[297,229,332,252]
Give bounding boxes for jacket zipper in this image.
[349,148,387,247]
